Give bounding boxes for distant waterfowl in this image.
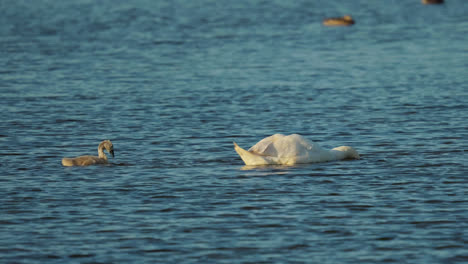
[323,15,355,26]
[62,140,114,166]
[422,0,444,4]
[234,134,359,166]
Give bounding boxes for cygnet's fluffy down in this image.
[234,134,359,166]
[62,140,114,166]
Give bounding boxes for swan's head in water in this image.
[100,140,114,158]
[332,146,360,160]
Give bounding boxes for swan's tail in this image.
[233,142,271,166]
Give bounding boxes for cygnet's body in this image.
[234,134,359,166]
[62,140,114,166]
[323,15,355,26]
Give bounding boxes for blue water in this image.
[1,0,467,263]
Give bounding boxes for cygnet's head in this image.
[100,140,115,158]
[334,146,360,159]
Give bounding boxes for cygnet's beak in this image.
[110,149,115,158]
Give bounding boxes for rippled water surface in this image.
[1,0,467,263]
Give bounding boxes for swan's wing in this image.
[291,134,321,151]
[284,134,336,163]
[275,134,325,158]
[246,134,327,162]
[248,134,285,156]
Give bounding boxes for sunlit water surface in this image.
[1,0,467,263]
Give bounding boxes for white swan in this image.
[62,140,114,166]
[234,134,359,166]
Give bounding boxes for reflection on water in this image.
[240,165,294,173]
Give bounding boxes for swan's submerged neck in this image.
[330,149,347,160]
[330,146,360,160]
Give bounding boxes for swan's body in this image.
[234,134,359,166]
[323,15,355,26]
[62,140,114,166]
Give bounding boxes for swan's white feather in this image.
[235,134,359,166]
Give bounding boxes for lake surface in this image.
[1,0,467,263]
